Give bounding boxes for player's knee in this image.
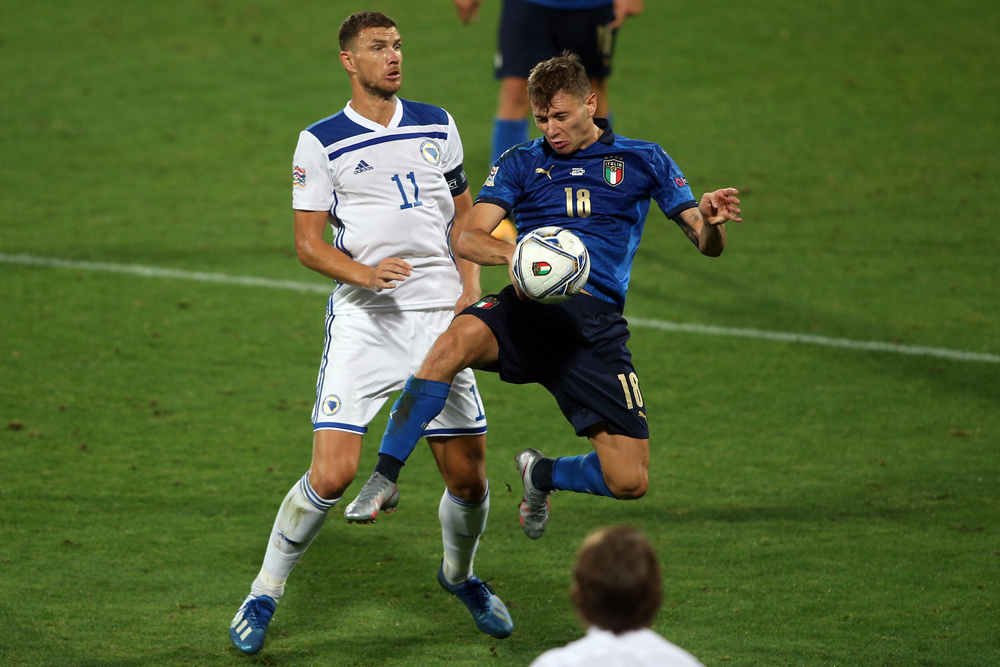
[446,473,488,504]
[309,466,355,501]
[424,329,463,369]
[607,471,648,500]
[421,320,489,379]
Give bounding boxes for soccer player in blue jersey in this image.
[346,52,741,539]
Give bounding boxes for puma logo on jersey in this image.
[535,165,555,180]
[354,160,373,174]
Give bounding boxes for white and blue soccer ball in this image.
[511,226,591,304]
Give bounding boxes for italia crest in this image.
[603,158,624,186]
[531,261,552,276]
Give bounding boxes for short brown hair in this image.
[338,11,397,52]
[527,51,592,112]
[570,526,663,634]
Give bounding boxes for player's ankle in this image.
[374,453,404,482]
[530,457,555,492]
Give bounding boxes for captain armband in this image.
[444,164,469,197]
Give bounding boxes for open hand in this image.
[699,188,742,226]
[455,0,482,24]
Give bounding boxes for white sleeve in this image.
[440,111,465,174]
[291,131,335,211]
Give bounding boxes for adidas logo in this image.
[354,160,373,174]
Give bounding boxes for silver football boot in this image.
[515,448,551,539]
[344,472,399,524]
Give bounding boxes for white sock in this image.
[438,486,489,584]
[249,472,338,603]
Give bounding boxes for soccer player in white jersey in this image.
[228,12,513,655]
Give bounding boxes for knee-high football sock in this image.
[438,486,490,584]
[375,377,451,479]
[491,118,528,164]
[550,452,616,498]
[250,472,337,602]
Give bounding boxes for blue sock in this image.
[378,377,451,465]
[551,453,616,498]
[491,118,528,164]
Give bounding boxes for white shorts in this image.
[311,308,487,437]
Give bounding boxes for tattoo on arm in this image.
[673,209,702,247]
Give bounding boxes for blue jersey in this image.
[477,120,697,311]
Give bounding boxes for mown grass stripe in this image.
[4,253,997,364]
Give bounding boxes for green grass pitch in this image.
[1,1,998,665]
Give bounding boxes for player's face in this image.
[532,91,599,154]
[344,27,403,98]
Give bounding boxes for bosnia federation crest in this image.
[603,158,624,186]
[321,394,342,416]
[420,140,441,165]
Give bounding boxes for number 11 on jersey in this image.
[392,172,423,210]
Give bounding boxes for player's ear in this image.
[585,92,598,116]
[340,50,355,74]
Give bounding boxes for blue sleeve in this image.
[649,147,697,219]
[475,149,527,215]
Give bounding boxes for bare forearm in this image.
[296,236,374,287]
[674,205,725,257]
[456,255,482,295]
[458,229,515,266]
[698,221,725,257]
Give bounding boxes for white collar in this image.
[343,97,402,132]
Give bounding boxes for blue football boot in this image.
[229,594,276,654]
[437,562,514,639]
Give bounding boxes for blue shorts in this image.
[463,286,649,439]
[495,0,617,80]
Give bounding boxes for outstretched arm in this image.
[294,209,412,290]
[670,188,742,257]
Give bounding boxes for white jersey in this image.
[530,627,705,667]
[292,98,468,314]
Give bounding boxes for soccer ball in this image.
[511,226,591,303]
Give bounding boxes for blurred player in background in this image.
[346,52,741,539]
[454,0,644,165]
[529,526,706,667]
[228,11,512,655]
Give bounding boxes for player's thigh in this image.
[587,425,649,500]
[308,428,364,500]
